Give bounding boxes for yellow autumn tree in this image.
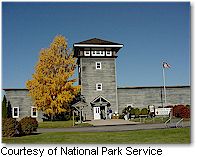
[26,35,80,118]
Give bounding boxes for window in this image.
[84,51,90,56]
[106,51,112,56]
[92,51,105,56]
[31,107,37,118]
[96,62,101,69]
[92,51,96,55]
[12,107,19,118]
[96,83,102,91]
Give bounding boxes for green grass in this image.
[2,128,190,144]
[38,120,92,128]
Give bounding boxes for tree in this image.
[2,95,7,119]
[26,35,80,119]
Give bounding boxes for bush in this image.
[141,108,148,115]
[173,105,190,118]
[130,108,135,115]
[2,118,20,137]
[119,114,124,119]
[31,118,39,131]
[134,108,140,118]
[64,115,71,121]
[19,116,38,135]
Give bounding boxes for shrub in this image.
[130,108,135,115]
[141,108,148,115]
[19,116,38,135]
[173,105,190,118]
[186,105,190,109]
[122,106,133,115]
[2,118,20,137]
[31,118,39,131]
[134,108,140,118]
[64,115,71,121]
[118,114,124,119]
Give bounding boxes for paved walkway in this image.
[37,120,190,133]
[88,119,140,126]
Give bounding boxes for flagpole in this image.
[162,62,167,107]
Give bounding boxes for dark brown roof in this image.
[75,38,122,45]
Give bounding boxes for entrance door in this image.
[93,107,101,120]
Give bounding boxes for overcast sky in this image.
[2,2,190,88]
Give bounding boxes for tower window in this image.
[84,51,90,56]
[96,83,102,91]
[96,62,102,69]
[92,51,105,56]
[12,107,19,118]
[31,107,37,118]
[92,51,96,55]
[106,51,112,56]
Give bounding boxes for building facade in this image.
[73,38,123,120]
[3,89,43,122]
[117,86,191,114]
[3,38,191,121]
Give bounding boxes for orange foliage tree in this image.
[26,35,80,118]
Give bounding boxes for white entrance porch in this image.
[91,95,110,120]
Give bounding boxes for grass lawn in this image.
[2,127,190,144]
[38,120,92,128]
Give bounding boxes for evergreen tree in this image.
[2,95,7,119]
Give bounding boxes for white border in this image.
[31,106,38,118]
[74,44,123,47]
[96,62,102,69]
[12,107,19,118]
[96,83,102,91]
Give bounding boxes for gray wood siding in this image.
[80,57,118,119]
[5,90,43,122]
[117,86,191,114]
[4,86,190,121]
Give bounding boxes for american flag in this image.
[163,62,171,68]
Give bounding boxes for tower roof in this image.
[75,38,122,45]
[73,38,123,57]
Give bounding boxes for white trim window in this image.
[84,51,90,56]
[96,62,102,69]
[96,83,102,91]
[92,51,105,56]
[31,107,38,118]
[106,51,112,56]
[12,107,19,118]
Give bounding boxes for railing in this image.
[165,117,184,128]
[176,118,184,128]
[165,117,172,128]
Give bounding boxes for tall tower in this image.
[73,38,123,120]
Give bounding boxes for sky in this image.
[2,2,190,89]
